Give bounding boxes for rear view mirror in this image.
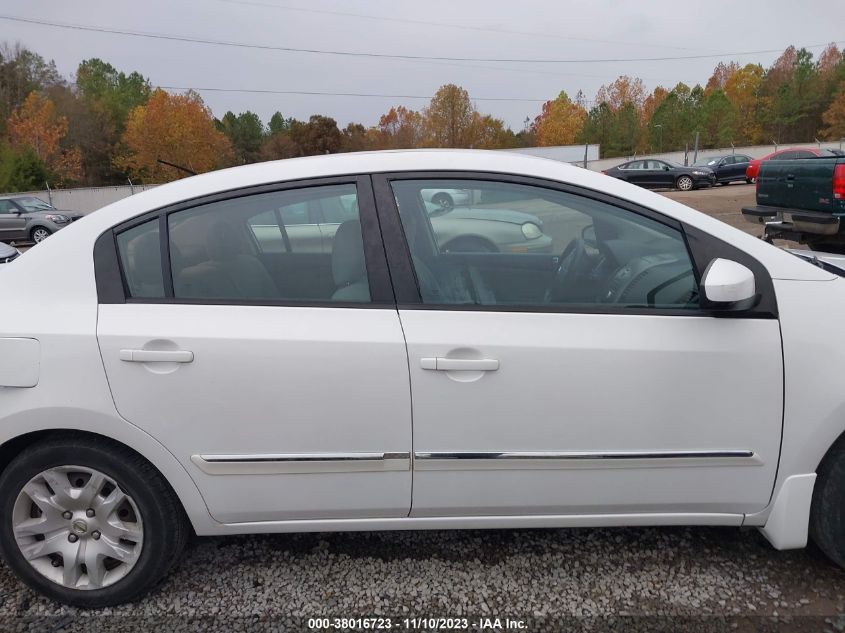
[702,259,756,305]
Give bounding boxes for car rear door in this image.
[374,172,783,518]
[95,176,412,524]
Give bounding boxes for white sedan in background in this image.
[0,149,844,607]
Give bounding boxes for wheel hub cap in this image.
[11,465,144,590]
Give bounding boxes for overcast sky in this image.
[2,0,844,130]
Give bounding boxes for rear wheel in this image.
[30,227,51,243]
[676,175,694,191]
[746,177,754,184]
[0,436,188,607]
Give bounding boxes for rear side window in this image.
[168,184,371,303]
[116,219,164,298]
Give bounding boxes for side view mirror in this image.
[702,258,756,306]
[663,165,670,171]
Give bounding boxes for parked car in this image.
[745,148,841,181]
[247,190,553,256]
[0,196,83,244]
[603,159,715,190]
[0,241,20,265]
[2,149,845,606]
[420,187,470,210]
[742,154,845,252]
[692,154,753,185]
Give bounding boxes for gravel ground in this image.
[1,527,844,631]
[3,184,843,631]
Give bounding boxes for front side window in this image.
[391,179,698,310]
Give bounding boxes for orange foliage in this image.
[823,81,845,139]
[595,76,646,112]
[7,92,82,183]
[117,89,233,181]
[532,92,587,146]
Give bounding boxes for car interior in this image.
[392,180,700,309]
[117,180,699,310]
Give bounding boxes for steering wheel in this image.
[544,237,590,303]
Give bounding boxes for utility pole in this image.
[692,131,700,165]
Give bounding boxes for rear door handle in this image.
[119,349,194,363]
[420,358,499,371]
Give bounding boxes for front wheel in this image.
[431,193,454,211]
[0,435,188,607]
[675,176,694,191]
[746,177,754,184]
[811,438,845,569]
[30,227,52,243]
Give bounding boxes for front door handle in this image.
[420,358,499,371]
[119,349,194,363]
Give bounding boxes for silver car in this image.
[0,196,83,244]
[0,241,19,264]
[247,191,553,254]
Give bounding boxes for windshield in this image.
[693,158,719,166]
[15,196,54,212]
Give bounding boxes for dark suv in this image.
[0,196,83,244]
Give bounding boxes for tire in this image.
[432,193,454,211]
[746,177,754,184]
[0,435,188,607]
[811,437,845,568]
[675,176,694,191]
[30,226,51,244]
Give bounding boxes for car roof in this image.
[3,149,833,285]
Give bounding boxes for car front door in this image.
[374,173,782,519]
[0,200,27,241]
[96,176,412,523]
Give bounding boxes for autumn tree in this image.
[822,81,845,139]
[595,76,646,112]
[705,62,740,92]
[532,91,587,146]
[424,84,476,147]
[378,106,424,148]
[117,89,233,181]
[7,92,82,183]
[724,63,764,144]
[289,114,342,155]
[0,43,63,134]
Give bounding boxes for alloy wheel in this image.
[32,228,50,243]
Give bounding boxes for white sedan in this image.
[0,149,843,607]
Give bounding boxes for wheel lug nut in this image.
[68,534,78,543]
[91,531,101,540]
[62,511,72,520]
[86,509,95,518]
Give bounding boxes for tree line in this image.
[1,41,844,191]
